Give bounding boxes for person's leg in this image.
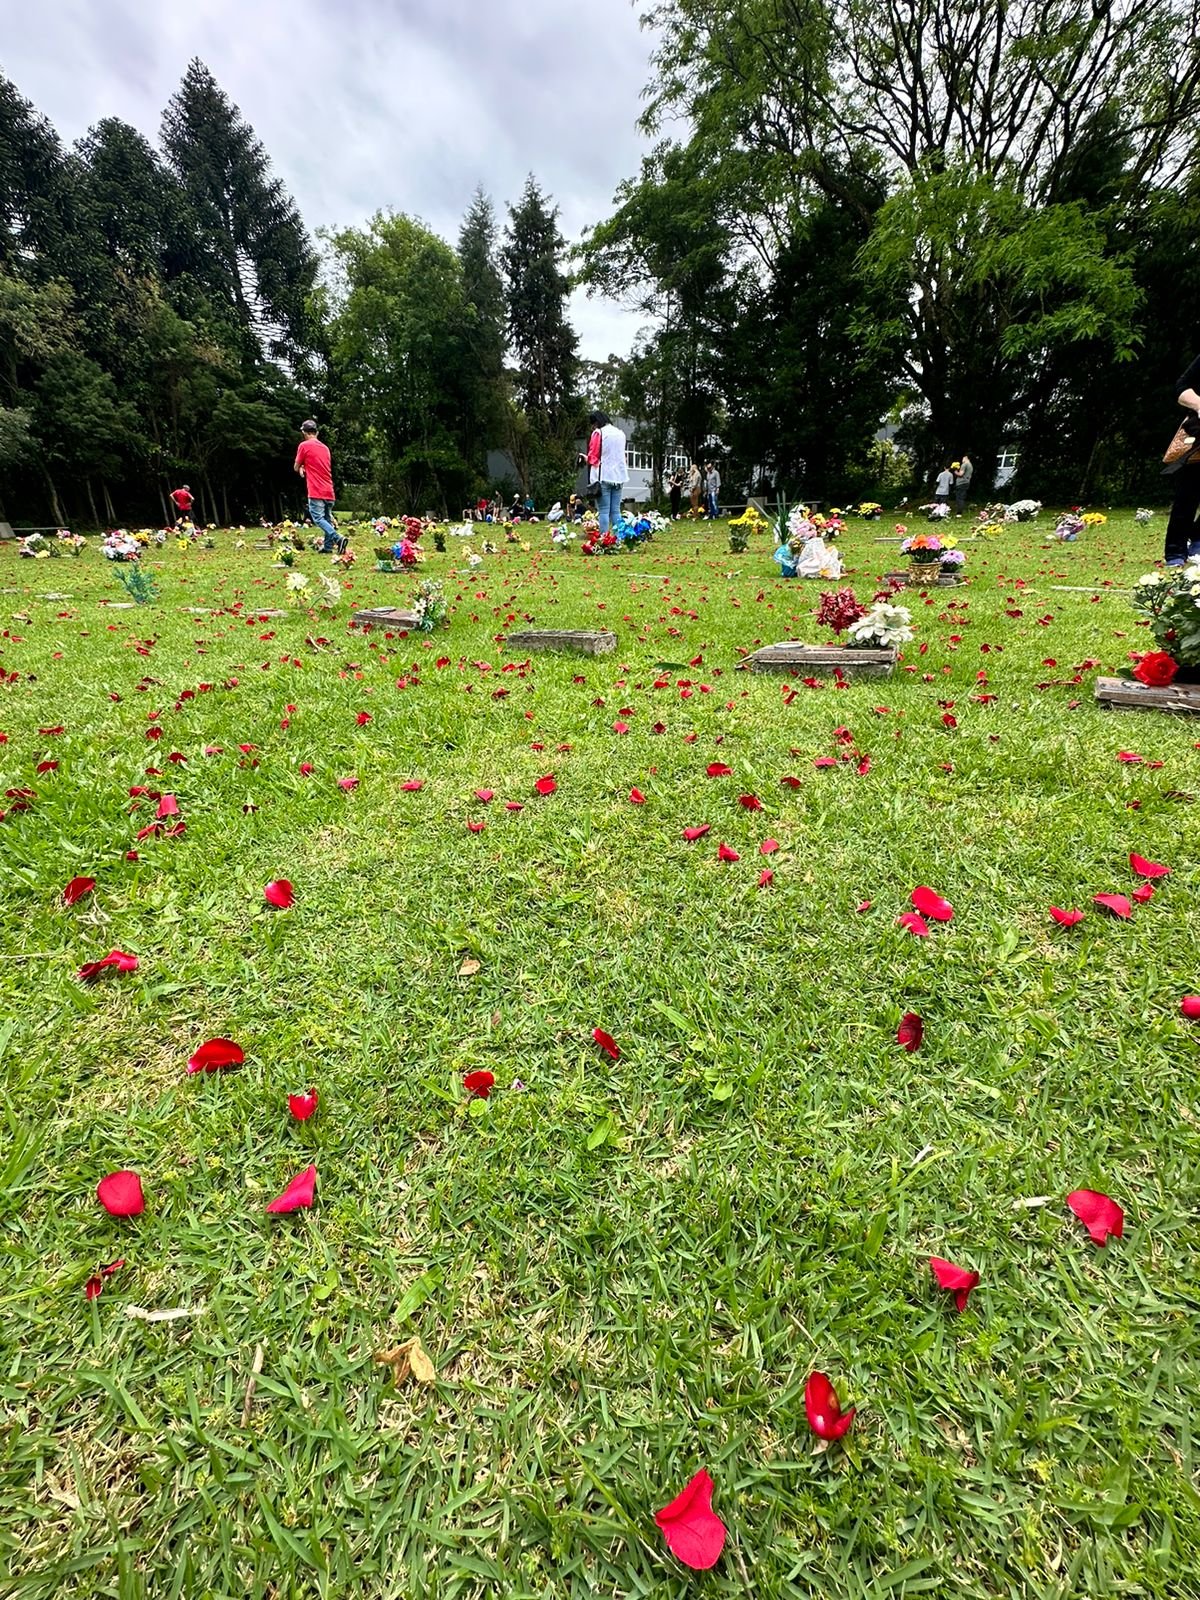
[1165,467,1200,564]
[598,483,611,534]
[601,483,620,532]
[309,498,338,551]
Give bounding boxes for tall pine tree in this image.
[160,60,318,366]
[500,177,578,432]
[456,187,506,480]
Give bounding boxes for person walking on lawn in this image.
[1164,352,1200,566]
[294,420,341,553]
[169,484,194,524]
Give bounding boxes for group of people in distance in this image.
[932,454,973,515]
[666,461,721,520]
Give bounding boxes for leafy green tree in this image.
[456,187,507,481]
[327,212,477,511]
[0,72,71,275]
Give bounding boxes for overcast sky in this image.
[1,0,658,359]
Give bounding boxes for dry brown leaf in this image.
[375,1335,436,1386]
[457,957,482,978]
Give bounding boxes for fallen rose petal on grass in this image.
[1129,852,1170,879]
[681,825,711,841]
[62,875,96,906]
[706,762,732,777]
[288,1089,319,1120]
[156,794,180,819]
[84,1257,126,1301]
[187,1038,245,1074]
[77,950,138,983]
[737,793,762,810]
[654,1469,727,1571]
[1049,906,1085,927]
[1132,882,1155,904]
[97,1171,145,1217]
[930,1256,980,1312]
[265,1164,316,1214]
[760,838,779,855]
[911,885,954,921]
[593,1027,620,1061]
[629,787,645,804]
[897,1012,923,1052]
[855,899,873,913]
[758,868,773,887]
[401,779,424,792]
[1067,1189,1123,1246]
[473,789,495,803]
[264,879,294,909]
[1093,893,1134,919]
[463,1070,495,1098]
[534,775,557,795]
[898,912,930,937]
[467,819,486,833]
[336,776,359,791]
[1181,996,1200,1020]
[717,842,740,863]
[805,1372,856,1440]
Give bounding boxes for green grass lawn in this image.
[1,514,1198,1599]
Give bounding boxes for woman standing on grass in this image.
[1164,353,1200,566]
[583,411,628,535]
[686,461,702,517]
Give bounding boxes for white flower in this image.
[1136,572,1166,586]
[286,571,309,591]
[848,600,914,648]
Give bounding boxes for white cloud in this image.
[3,0,656,357]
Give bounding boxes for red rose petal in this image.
[898,912,929,937]
[288,1088,319,1120]
[1049,906,1084,927]
[897,1011,923,1052]
[467,819,486,833]
[463,1070,495,1098]
[96,1170,145,1217]
[911,885,954,922]
[337,776,359,791]
[813,756,838,769]
[1132,882,1155,904]
[1067,1188,1124,1246]
[758,868,773,886]
[930,1256,980,1313]
[654,1468,727,1571]
[737,793,762,810]
[706,762,732,777]
[265,1163,316,1214]
[62,875,96,907]
[780,775,803,789]
[401,779,424,792]
[804,1371,856,1441]
[593,1027,620,1060]
[1129,852,1170,879]
[187,1037,245,1074]
[264,879,294,909]
[356,711,372,725]
[156,793,180,819]
[629,787,645,804]
[855,899,873,913]
[474,789,495,803]
[760,838,779,855]
[681,825,711,842]
[534,775,557,796]
[77,949,138,983]
[716,842,740,862]
[1093,893,1134,919]
[1181,995,1200,1020]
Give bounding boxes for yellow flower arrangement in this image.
[728,506,768,530]
[1081,511,1107,527]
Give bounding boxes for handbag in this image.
[1164,416,1200,465]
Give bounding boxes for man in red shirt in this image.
[293,420,341,552]
[170,485,193,523]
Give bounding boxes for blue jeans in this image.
[597,482,622,533]
[706,491,719,519]
[308,497,338,550]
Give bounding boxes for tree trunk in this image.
[222,482,230,527]
[43,470,67,528]
[102,484,117,526]
[86,479,101,532]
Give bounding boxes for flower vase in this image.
[909,558,941,585]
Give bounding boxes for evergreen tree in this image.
[500,177,578,431]
[0,72,71,276]
[160,59,318,365]
[456,187,507,479]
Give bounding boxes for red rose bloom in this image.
[1133,651,1178,688]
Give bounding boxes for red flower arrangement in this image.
[816,588,868,636]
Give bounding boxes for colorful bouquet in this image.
[858,502,882,519]
[412,577,448,631]
[939,548,966,568]
[1052,514,1084,542]
[899,533,944,561]
[816,588,868,635]
[921,502,951,521]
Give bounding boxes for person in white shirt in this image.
[582,410,629,533]
[934,465,953,504]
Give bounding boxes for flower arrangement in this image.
[642,509,669,535]
[316,572,342,610]
[335,547,356,569]
[56,529,86,556]
[581,512,600,535]
[1135,507,1154,525]
[390,538,420,568]
[19,533,52,558]
[921,501,951,521]
[816,588,868,635]
[858,502,882,519]
[729,523,750,554]
[1007,499,1042,521]
[616,515,653,547]
[788,507,817,541]
[412,577,448,631]
[285,571,310,606]
[1130,562,1200,676]
[552,526,577,546]
[847,599,914,649]
[980,502,1013,524]
[1081,511,1107,527]
[975,521,1006,540]
[102,530,141,562]
[433,529,446,552]
[728,506,768,532]
[939,548,966,569]
[899,532,945,562]
[1052,514,1084,542]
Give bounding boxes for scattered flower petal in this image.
[737,793,762,810]
[463,1070,495,1098]
[629,787,645,804]
[1049,906,1084,927]
[77,949,138,983]
[757,868,773,886]
[706,762,732,777]
[716,842,740,862]
[911,885,954,922]
[760,838,779,855]
[1067,1189,1124,1246]
[1181,995,1200,1020]
[897,1011,923,1052]
[1132,882,1155,904]
[1093,893,1133,919]
[187,1037,245,1074]
[62,875,96,906]
[265,1164,317,1214]
[654,1469,727,1571]
[97,1170,145,1217]
[681,825,711,842]
[264,879,294,909]
[804,1371,856,1440]
[930,1256,980,1313]
[534,775,557,795]
[1129,852,1170,879]
[288,1089,319,1120]
[898,912,929,937]
[337,776,359,791]
[593,1027,620,1060]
